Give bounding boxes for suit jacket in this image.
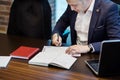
[53,0,120,53]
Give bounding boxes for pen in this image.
[57,33,59,41]
[57,33,61,46]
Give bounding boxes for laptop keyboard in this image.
[86,60,99,72]
[90,62,99,72]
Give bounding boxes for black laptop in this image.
[85,40,120,76]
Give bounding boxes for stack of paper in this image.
[0,56,11,68]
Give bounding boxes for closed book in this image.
[10,46,40,59]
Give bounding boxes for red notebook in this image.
[10,46,40,59]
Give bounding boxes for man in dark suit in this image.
[52,0,120,55]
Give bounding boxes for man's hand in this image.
[52,33,62,46]
[66,45,90,55]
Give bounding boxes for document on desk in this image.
[42,46,81,57]
[29,46,77,69]
[0,56,11,68]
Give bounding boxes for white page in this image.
[43,46,67,54]
[50,53,77,69]
[0,56,11,68]
[29,52,53,66]
[29,51,59,66]
[42,46,77,69]
[42,46,81,57]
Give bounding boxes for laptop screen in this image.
[98,40,120,76]
[85,40,120,76]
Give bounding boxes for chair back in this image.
[7,0,51,40]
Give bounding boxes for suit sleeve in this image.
[52,5,71,36]
[91,3,120,53]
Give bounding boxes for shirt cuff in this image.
[88,44,95,53]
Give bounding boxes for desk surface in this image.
[0,34,120,80]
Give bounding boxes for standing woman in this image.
[7,0,51,40]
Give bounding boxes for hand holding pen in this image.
[52,33,62,46]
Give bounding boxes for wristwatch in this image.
[88,44,93,53]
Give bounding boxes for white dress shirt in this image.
[75,0,95,45]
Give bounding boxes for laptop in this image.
[85,40,120,76]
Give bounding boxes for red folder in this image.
[10,46,40,59]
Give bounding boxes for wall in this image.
[56,0,67,22]
[48,0,56,30]
[0,0,12,34]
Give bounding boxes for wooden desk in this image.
[0,34,120,80]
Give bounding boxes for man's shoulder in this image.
[100,0,116,6]
[97,0,117,10]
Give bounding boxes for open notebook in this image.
[85,40,120,76]
[28,46,77,69]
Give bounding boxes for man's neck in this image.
[84,0,92,13]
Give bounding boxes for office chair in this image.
[118,5,120,14]
[7,0,51,40]
[112,0,120,4]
